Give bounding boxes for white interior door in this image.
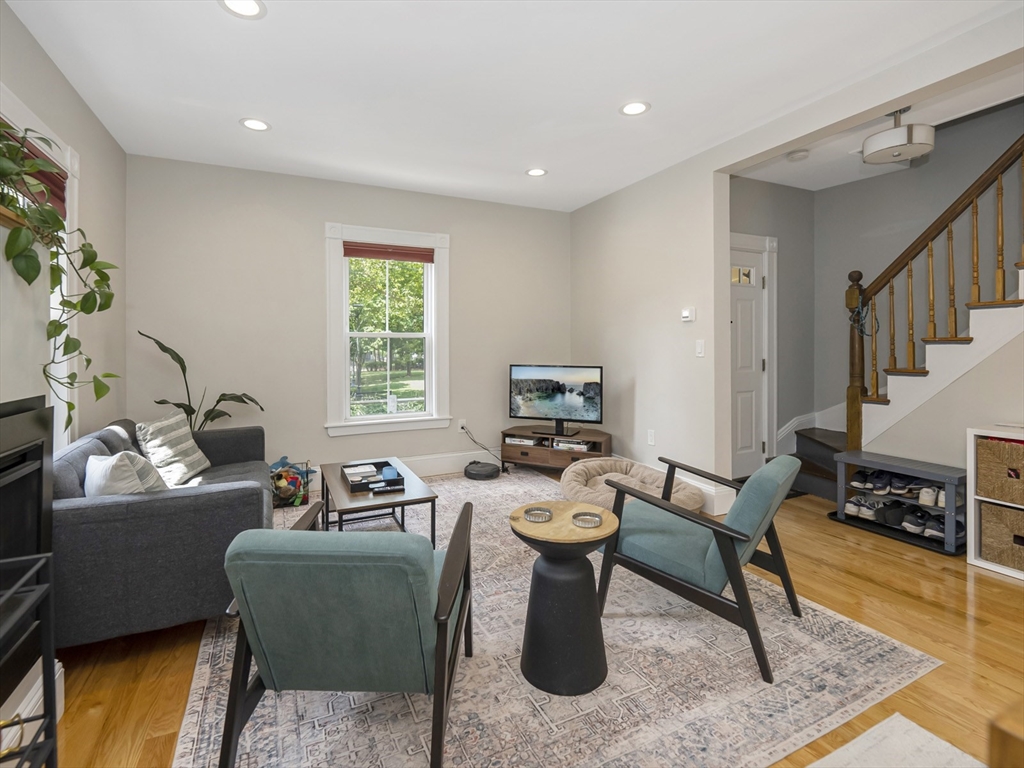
[730,250,764,478]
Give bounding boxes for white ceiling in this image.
[738,65,1024,191]
[7,0,1023,211]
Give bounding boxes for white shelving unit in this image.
[967,424,1024,580]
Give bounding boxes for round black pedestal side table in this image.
[509,500,618,696]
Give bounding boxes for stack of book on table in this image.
[553,438,592,452]
[504,436,540,446]
[343,464,381,483]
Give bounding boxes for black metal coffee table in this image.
[509,499,618,696]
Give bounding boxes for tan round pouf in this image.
[560,457,705,512]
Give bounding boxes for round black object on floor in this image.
[464,461,500,480]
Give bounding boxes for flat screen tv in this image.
[509,364,602,436]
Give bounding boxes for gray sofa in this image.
[51,419,272,648]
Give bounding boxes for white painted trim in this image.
[730,233,778,462]
[1,660,64,752]
[776,411,816,456]
[325,223,450,437]
[0,82,81,448]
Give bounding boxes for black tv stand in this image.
[531,420,579,437]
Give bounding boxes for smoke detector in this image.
[862,107,935,165]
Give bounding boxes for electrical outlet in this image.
[458,419,467,431]
[648,429,655,445]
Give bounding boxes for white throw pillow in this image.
[136,410,211,486]
[85,451,169,497]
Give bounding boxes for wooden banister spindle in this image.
[845,271,865,451]
[971,199,980,304]
[947,224,957,337]
[927,241,936,338]
[906,259,916,369]
[870,296,879,398]
[888,279,897,370]
[995,173,1005,301]
[1019,156,1023,267]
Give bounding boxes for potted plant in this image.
[0,121,117,429]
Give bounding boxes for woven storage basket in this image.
[979,502,1024,572]
[976,437,1024,506]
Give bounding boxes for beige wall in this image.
[126,156,570,465]
[865,333,1024,468]
[569,14,1023,475]
[0,0,127,433]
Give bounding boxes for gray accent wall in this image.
[812,100,1024,412]
[729,177,815,428]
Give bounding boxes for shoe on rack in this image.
[918,486,939,507]
[922,515,966,540]
[844,495,865,517]
[889,475,914,495]
[936,488,965,508]
[859,499,885,522]
[868,471,893,495]
[879,501,908,527]
[850,470,870,489]
[906,477,930,496]
[901,510,929,534]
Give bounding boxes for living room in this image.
[1,1,1022,767]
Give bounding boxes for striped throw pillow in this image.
[84,451,169,496]
[136,410,211,486]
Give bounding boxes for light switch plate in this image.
[696,340,705,357]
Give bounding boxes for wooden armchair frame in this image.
[597,457,800,684]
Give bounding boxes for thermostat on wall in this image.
[681,307,696,322]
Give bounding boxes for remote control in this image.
[372,485,405,494]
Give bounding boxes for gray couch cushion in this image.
[187,461,272,490]
[53,438,111,500]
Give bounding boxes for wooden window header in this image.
[343,240,434,264]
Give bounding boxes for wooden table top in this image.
[509,500,617,544]
[321,457,436,514]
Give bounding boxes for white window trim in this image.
[325,222,450,436]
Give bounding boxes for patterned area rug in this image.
[808,713,983,767]
[173,468,939,768]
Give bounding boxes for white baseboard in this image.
[1,659,64,752]
[776,412,816,455]
[310,448,500,488]
[686,476,737,517]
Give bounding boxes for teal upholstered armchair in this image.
[597,455,802,683]
[218,501,473,768]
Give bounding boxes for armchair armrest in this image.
[605,479,750,541]
[659,457,743,492]
[192,426,265,466]
[436,503,473,623]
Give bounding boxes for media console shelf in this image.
[500,425,611,472]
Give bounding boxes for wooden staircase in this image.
[789,428,846,499]
[845,134,1024,451]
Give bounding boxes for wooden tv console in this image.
[500,425,612,472]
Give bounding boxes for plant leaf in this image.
[203,408,232,424]
[0,156,19,179]
[63,401,75,432]
[100,372,119,378]
[46,320,68,340]
[79,290,98,314]
[4,227,33,260]
[89,260,118,271]
[83,356,92,370]
[92,375,111,400]
[79,245,97,269]
[67,372,77,384]
[50,263,63,290]
[138,331,187,376]
[12,252,41,284]
[97,289,114,311]
[62,336,81,355]
[154,399,195,417]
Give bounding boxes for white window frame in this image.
[325,223,450,436]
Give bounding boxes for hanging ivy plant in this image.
[0,121,118,429]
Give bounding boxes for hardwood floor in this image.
[55,494,1023,767]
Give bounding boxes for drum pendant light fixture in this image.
[862,107,935,164]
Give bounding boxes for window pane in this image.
[388,261,424,333]
[390,338,426,414]
[348,258,386,332]
[349,337,387,416]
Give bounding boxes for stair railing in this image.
[846,134,1024,451]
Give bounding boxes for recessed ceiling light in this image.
[619,102,650,117]
[219,0,267,20]
[526,168,547,177]
[240,118,271,131]
[786,149,810,162]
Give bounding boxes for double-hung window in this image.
[325,224,450,436]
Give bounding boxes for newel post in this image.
[845,271,864,452]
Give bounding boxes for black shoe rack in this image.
[832,450,967,555]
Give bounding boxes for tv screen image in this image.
[509,365,602,425]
